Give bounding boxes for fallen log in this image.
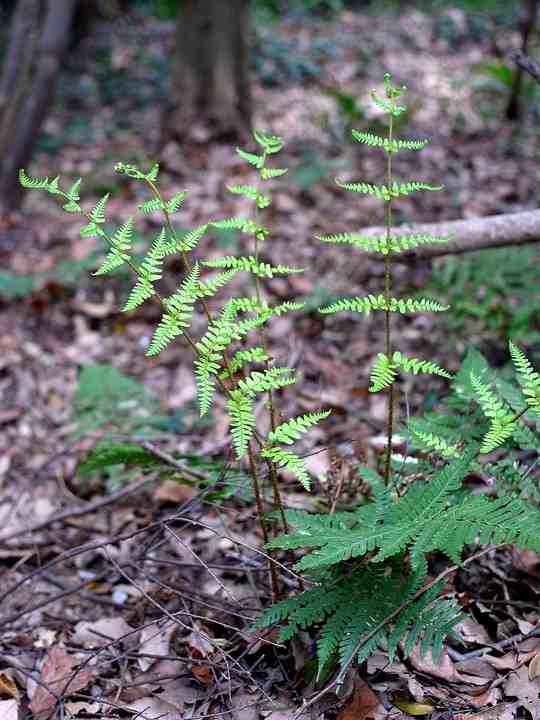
[361,209,540,261]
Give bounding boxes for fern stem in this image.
[383,114,395,486]
[247,442,280,600]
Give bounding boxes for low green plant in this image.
[20,75,540,696]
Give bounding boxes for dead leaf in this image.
[29,646,94,718]
[64,700,102,717]
[391,694,434,715]
[407,645,463,682]
[72,617,136,648]
[125,697,182,719]
[138,622,177,672]
[529,652,540,680]
[153,479,196,505]
[454,703,518,720]
[0,699,18,720]
[337,678,386,720]
[504,666,540,716]
[0,673,19,701]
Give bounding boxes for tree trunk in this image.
[0,0,78,213]
[161,0,252,145]
[506,0,538,120]
[361,209,540,262]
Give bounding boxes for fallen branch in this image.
[510,50,540,86]
[361,209,540,261]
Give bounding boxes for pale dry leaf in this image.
[407,645,463,682]
[72,617,136,648]
[29,646,94,718]
[65,700,102,717]
[0,672,20,700]
[459,617,492,646]
[454,703,518,720]
[0,699,18,720]
[529,652,540,680]
[125,697,182,720]
[153,480,196,505]
[138,622,177,672]
[504,666,540,717]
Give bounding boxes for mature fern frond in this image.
[392,351,452,380]
[471,373,516,453]
[194,354,220,417]
[146,264,200,356]
[220,347,270,379]
[227,184,259,200]
[138,197,163,215]
[268,410,331,445]
[509,341,540,415]
[261,447,311,489]
[320,295,449,316]
[203,256,303,278]
[351,130,428,153]
[179,224,209,251]
[369,353,397,392]
[123,229,166,311]
[94,217,134,275]
[89,194,110,224]
[228,391,256,459]
[166,191,188,214]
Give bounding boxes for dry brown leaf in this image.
[153,479,196,505]
[29,646,94,719]
[0,699,18,720]
[529,652,540,680]
[391,695,434,715]
[407,646,463,682]
[138,622,177,672]
[64,700,102,717]
[0,673,20,701]
[337,678,386,720]
[454,703,518,720]
[125,697,182,719]
[458,617,491,646]
[504,666,540,716]
[72,617,136,648]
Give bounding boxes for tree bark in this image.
[361,209,540,262]
[0,0,78,213]
[161,0,252,145]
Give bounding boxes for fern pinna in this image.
[318,74,450,484]
[20,132,330,597]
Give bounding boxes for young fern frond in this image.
[319,295,449,316]
[146,264,200,356]
[336,178,442,200]
[391,351,452,380]
[471,373,517,453]
[261,447,311,489]
[268,410,331,445]
[220,347,270,379]
[509,341,540,415]
[94,217,134,276]
[196,270,238,299]
[237,368,296,398]
[178,224,209,251]
[369,353,397,392]
[228,391,257,459]
[123,229,166,311]
[351,129,429,153]
[409,428,461,459]
[236,147,264,169]
[202,256,304,279]
[317,232,448,255]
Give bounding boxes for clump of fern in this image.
[256,75,540,684]
[20,132,330,598]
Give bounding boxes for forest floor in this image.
[1,5,540,719]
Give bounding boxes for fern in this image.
[221,347,270,379]
[471,373,516,453]
[317,232,448,255]
[268,410,331,445]
[94,217,134,275]
[261,447,311,489]
[320,294,449,315]
[228,392,256,459]
[351,130,429,153]
[202,255,303,278]
[123,229,166,311]
[336,178,442,200]
[509,341,540,415]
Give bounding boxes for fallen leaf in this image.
[454,703,518,720]
[72,617,136,648]
[391,695,434,715]
[0,673,19,700]
[337,678,386,720]
[29,646,94,718]
[529,652,540,680]
[0,699,18,720]
[407,645,463,682]
[153,479,196,505]
[65,700,102,717]
[138,622,177,672]
[504,666,540,716]
[125,697,182,719]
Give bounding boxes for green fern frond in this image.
[19,168,50,189]
[351,130,428,153]
[236,147,264,169]
[471,373,516,453]
[409,429,461,458]
[220,347,270,379]
[94,217,134,276]
[369,353,397,392]
[228,391,256,459]
[123,229,166,311]
[145,163,160,181]
[261,447,311,489]
[146,264,200,356]
[196,270,238,299]
[194,354,220,417]
[509,341,540,415]
[319,295,449,316]
[227,184,259,200]
[66,178,82,201]
[238,368,296,398]
[261,167,288,179]
[202,256,304,278]
[268,410,331,446]
[138,197,163,215]
[89,194,110,224]
[166,191,188,214]
[316,232,448,255]
[253,130,284,154]
[336,178,442,200]
[392,351,452,380]
[179,224,208,251]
